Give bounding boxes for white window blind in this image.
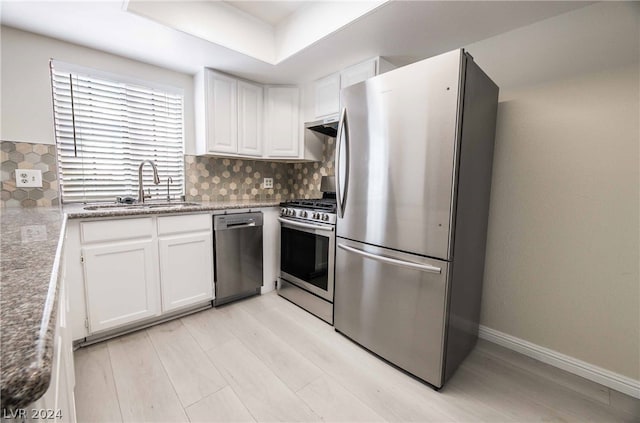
[50,61,184,203]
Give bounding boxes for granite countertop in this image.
[0,206,66,410]
[64,199,281,219]
[0,199,279,409]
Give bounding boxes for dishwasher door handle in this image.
[225,221,256,229]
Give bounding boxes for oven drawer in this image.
[278,279,333,324]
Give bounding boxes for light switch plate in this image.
[15,169,43,188]
[263,178,273,189]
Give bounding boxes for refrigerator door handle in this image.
[338,243,442,274]
[336,107,349,218]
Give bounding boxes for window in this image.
[50,61,184,203]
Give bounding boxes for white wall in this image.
[467,2,639,380]
[0,26,196,154]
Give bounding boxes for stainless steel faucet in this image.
[137,160,161,203]
[166,177,173,201]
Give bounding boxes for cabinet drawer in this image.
[157,213,211,236]
[81,217,153,243]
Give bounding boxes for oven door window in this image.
[281,226,329,291]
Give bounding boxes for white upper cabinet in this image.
[310,57,396,121]
[264,86,300,158]
[237,80,263,156]
[340,59,377,89]
[195,69,262,157]
[206,71,238,154]
[314,73,340,119]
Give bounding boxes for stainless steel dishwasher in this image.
[213,212,263,306]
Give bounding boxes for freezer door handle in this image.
[338,243,442,274]
[336,107,350,218]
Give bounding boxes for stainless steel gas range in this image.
[277,195,336,324]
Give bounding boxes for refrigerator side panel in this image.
[336,49,462,260]
[443,54,499,383]
[334,238,450,388]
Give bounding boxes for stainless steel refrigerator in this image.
[334,49,499,389]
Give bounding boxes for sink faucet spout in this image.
[138,160,161,203]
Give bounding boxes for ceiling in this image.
[223,1,307,26]
[0,1,594,84]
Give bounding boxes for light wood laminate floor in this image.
[74,293,639,422]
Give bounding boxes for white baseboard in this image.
[478,325,640,399]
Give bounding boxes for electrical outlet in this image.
[263,178,273,189]
[15,169,43,188]
[21,225,47,243]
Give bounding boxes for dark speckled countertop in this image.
[63,199,280,219]
[0,200,279,410]
[1,206,66,410]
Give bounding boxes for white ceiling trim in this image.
[126,0,388,65]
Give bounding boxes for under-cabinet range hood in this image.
[305,116,339,137]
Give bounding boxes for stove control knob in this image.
[322,214,330,221]
[280,208,287,216]
[299,210,306,218]
[288,209,296,217]
[313,212,320,220]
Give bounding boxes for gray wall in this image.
[467,2,639,380]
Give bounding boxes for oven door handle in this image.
[278,218,334,232]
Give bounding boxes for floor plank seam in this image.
[105,340,127,423]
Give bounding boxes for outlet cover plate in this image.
[15,169,43,188]
[263,178,273,189]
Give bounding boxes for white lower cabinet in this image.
[259,207,280,293]
[30,251,76,422]
[68,213,214,339]
[83,239,160,333]
[158,215,213,313]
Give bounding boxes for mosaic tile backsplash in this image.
[1,136,335,207]
[1,141,60,208]
[185,136,336,202]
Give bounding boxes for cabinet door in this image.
[158,232,214,312]
[340,59,377,89]
[207,71,238,154]
[314,73,340,118]
[83,240,160,333]
[237,81,263,156]
[264,86,299,157]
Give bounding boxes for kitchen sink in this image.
[83,202,200,211]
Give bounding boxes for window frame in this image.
[50,60,186,204]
